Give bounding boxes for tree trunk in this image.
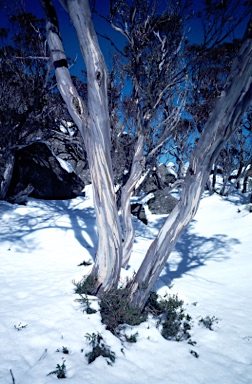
[0,150,15,200]
[220,171,231,195]
[129,27,252,309]
[121,135,144,268]
[212,163,218,192]
[40,0,122,292]
[227,156,252,195]
[242,163,252,193]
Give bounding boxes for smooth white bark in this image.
[129,27,252,309]
[40,0,122,291]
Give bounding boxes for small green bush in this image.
[47,359,67,378]
[76,294,97,314]
[56,346,69,354]
[190,350,199,358]
[124,332,138,343]
[85,333,116,365]
[99,288,147,335]
[199,315,219,331]
[74,277,193,344]
[73,274,97,295]
[146,292,192,341]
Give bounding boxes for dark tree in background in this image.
[0,11,86,199]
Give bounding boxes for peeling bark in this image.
[129,24,252,309]
[41,0,252,307]
[121,135,144,268]
[40,0,122,292]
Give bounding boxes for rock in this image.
[147,188,178,214]
[79,168,92,185]
[143,164,177,194]
[7,184,34,205]
[7,142,85,201]
[143,175,159,194]
[48,137,90,185]
[131,203,148,225]
[157,163,177,187]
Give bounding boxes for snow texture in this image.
[0,185,252,383]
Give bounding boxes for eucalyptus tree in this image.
[185,38,252,195]
[0,11,82,200]
[0,12,49,198]
[103,0,191,266]
[40,0,252,309]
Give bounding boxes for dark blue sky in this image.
[0,0,126,78]
[0,0,249,79]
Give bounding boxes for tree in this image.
[40,0,252,309]
[40,0,122,293]
[102,0,190,266]
[0,12,50,198]
[0,10,85,200]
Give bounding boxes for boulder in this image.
[157,163,177,187]
[143,175,159,194]
[147,188,178,214]
[7,142,85,201]
[131,203,148,225]
[48,136,90,185]
[143,164,177,194]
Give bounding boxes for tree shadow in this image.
[205,189,250,206]
[157,224,240,288]
[0,197,97,259]
[56,199,97,253]
[223,189,250,206]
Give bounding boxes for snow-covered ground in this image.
[0,185,251,384]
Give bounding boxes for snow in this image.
[59,120,76,137]
[167,162,178,179]
[0,185,252,384]
[56,157,74,173]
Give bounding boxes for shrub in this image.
[47,359,67,378]
[73,274,97,295]
[85,333,116,365]
[14,322,28,331]
[199,316,219,331]
[124,332,138,343]
[56,346,69,354]
[99,288,147,336]
[190,349,199,358]
[76,294,97,314]
[74,277,193,343]
[146,292,192,341]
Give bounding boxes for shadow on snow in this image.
[0,197,97,259]
[157,225,240,288]
[133,210,240,289]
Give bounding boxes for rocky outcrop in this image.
[147,188,178,214]
[143,163,177,194]
[7,142,85,202]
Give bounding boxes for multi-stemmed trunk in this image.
[128,28,252,309]
[41,0,252,309]
[121,135,144,268]
[40,0,122,292]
